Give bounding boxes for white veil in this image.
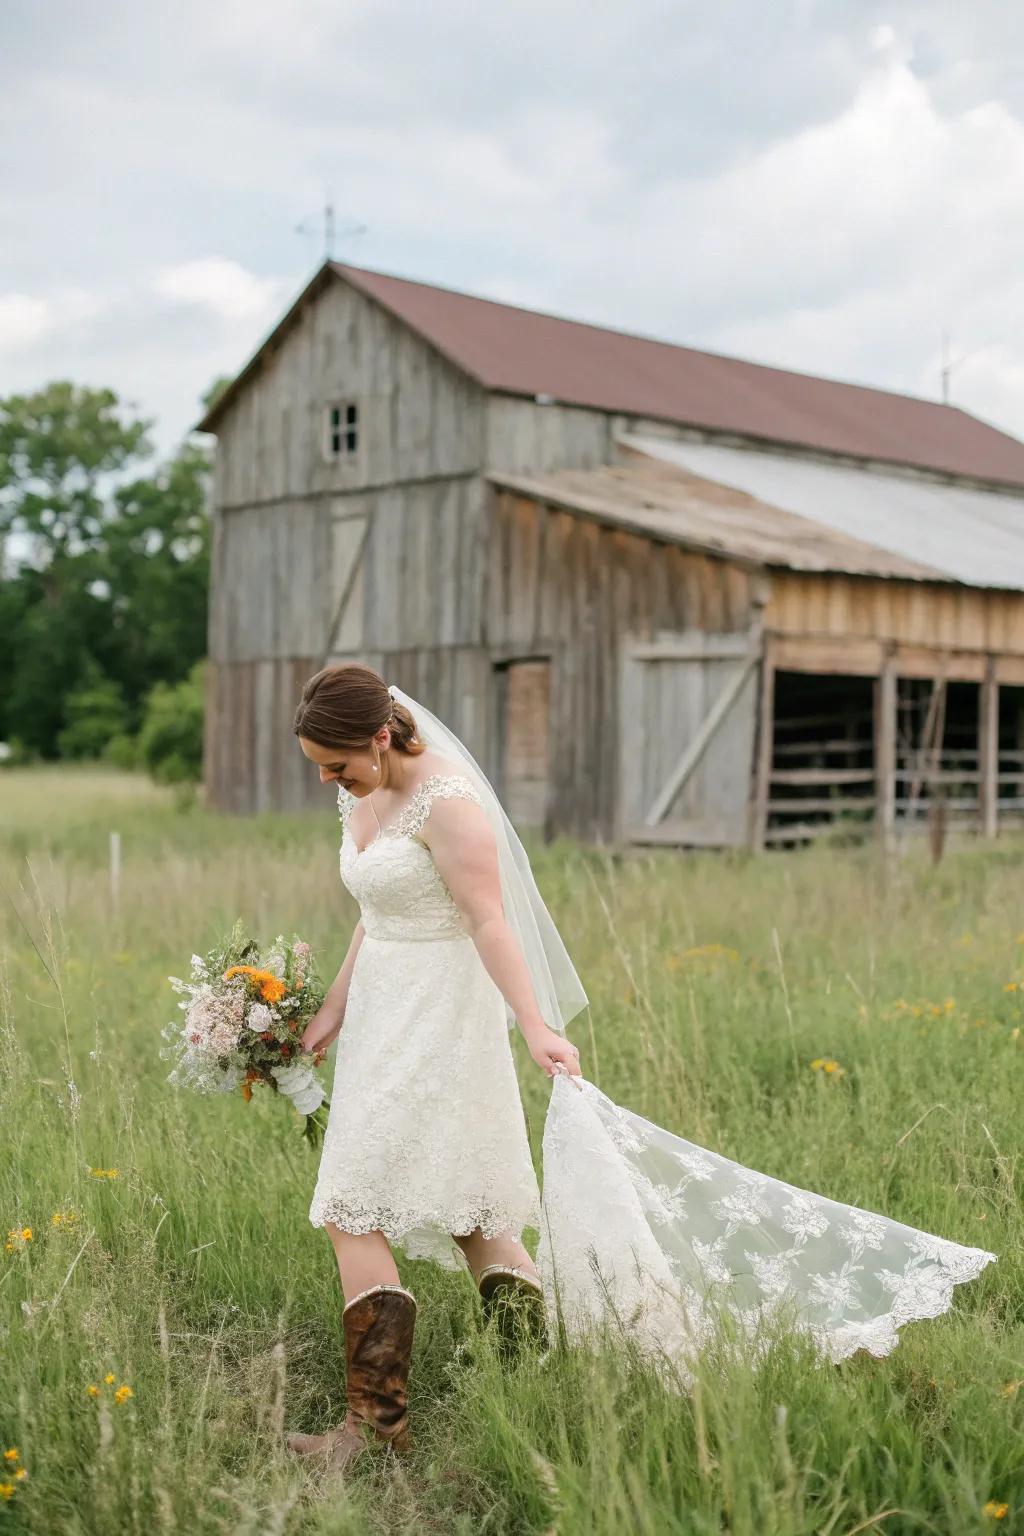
[388,682,588,1036]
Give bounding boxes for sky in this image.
[2,0,1023,459]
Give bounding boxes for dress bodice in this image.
[337,773,486,941]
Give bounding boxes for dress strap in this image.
[394,773,485,840]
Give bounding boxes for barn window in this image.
[324,401,359,460]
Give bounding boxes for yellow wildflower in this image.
[983,1501,1008,1520]
[0,1484,15,1500]
[2,1449,17,1463]
[1001,1379,1024,1397]
[104,1372,116,1385]
[1012,1027,1021,1041]
[114,1384,134,1404]
[1003,982,1017,993]
[14,1470,25,1482]
[86,1384,100,1398]
[810,1058,845,1077]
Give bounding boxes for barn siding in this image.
[765,573,1024,659]
[486,490,762,841]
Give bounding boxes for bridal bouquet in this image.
[162,921,330,1146]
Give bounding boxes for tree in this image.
[137,660,206,784]
[0,382,152,575]
[56,657,129,759]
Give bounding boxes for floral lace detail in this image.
[336,772,484,846]
[537,1075,997,1391]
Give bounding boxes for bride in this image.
[283,662,996,1473]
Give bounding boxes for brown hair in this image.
[293,663,425,757]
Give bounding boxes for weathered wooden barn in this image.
[199,260,1024,848]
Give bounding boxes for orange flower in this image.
[224,965,289,1004]
[240,1082,253,1102]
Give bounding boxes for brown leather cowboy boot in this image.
[476,1264,548,1356]
[285,1281,417,1471]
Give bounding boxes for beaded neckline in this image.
[338,772,477,859]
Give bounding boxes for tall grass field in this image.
[1,766,1021,1534]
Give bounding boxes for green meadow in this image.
[1,766,1021,1534]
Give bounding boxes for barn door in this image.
[495,658,551,832]
[618,631,761,847]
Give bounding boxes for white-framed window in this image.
[324,401,359,460]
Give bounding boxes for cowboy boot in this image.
[285,1281,417,1471]
[476,1263,548,1355]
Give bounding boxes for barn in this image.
[198,260,1024,849]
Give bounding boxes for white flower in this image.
[780,1195,830,1243]
[246,1002,278,1033]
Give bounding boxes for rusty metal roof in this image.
[197,261,1024,488]
[488,456,1024,590]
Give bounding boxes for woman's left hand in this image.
[525,1024,583,1078]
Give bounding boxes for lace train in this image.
[536,1074,996,1388]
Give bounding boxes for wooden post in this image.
[874,657,896,849]
[750,638,775,852]
[979,657,999,839]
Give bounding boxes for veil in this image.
[388,683,589,1036]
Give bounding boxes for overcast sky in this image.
[2,1,1023,457]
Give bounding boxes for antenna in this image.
[294,198,367,261]
[940,328,979,406]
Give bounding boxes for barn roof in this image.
[489,447,1024,591]
[336,265,1024,486]
[624,436,1024,590]
[197,261,1024,489]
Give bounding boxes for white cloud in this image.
[153,259,286,324]
[0,294,52,351]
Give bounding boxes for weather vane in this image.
[294,199,367,261]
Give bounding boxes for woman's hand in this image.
[299,1005,344,1061]
[523,1023,583,1079]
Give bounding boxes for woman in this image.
[285,663,584,1471]
[283,663,997,1468]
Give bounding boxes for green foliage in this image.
[0,381,210,761]
[137,660,206,784]
[56,657,130,760]
[0,774,1021,1533]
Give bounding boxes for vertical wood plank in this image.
[979,657,999,839]
[750,638,775,851]
[875,652,897,848]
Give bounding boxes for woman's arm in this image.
[424,799,582,1078]
[299,919,365,1058]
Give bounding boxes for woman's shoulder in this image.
[402,760,486,830]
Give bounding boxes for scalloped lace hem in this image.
[309,1195,542,1245]
[814,1248,998,1362]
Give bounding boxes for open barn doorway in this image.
[893,679,981,835]
[764,672,876,846]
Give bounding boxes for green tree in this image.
[137,660,206,784]
[56,656,129,759]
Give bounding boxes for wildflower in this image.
[240,1081,253,1102]
[1003,982,1018,993]
[5,1228,32,1253]
[223,966,288,1004]
[983,1501,1008,1520]
[51,1208,78,1228]
[2,1450,17,1463]
[1012,1028,1021,1042]
[14,1470,25,1482]
[809,1058,845,1077]
[86,1384,100,1398]
[0,1484,15,1501]
[104,1372,115,1385]
[114,1384,134,1404]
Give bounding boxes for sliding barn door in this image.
[618,632,761,848]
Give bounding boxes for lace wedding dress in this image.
[537,1073,997,1388]
[308,773,541,1271]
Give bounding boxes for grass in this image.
[0,764,1022,1534]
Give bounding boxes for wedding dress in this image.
[308,774,542,1271]
[536,1071,997,1387]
